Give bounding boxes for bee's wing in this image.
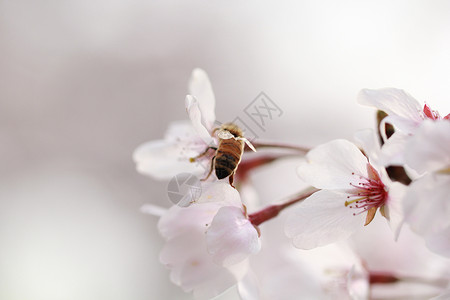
[237,137,257,152]
[218,129,256,152]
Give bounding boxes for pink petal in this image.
[160,230,248,300]
[191,260,249,300]
[158,182,243,240]
[189,68,216,131]
[206,206,261,266]
[298,139,369,190]
[158,203,218,240]
[160,232,204,275]
[285,190,365,249]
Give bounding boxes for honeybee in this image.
[191,123,256,187]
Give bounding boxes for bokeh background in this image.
[1,1,450,299]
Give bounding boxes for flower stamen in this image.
[346,164,388,225]
[422,104,450,120]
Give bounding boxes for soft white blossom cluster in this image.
[134,69,450,300]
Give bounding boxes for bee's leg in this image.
[228,173,235,188]
[201,156,215,182]
[189,147,217,162]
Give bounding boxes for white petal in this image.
[347,263,370,300]
[379,131,409,166]
[164,120,203,145]
[404,174,450,236]
[206,206,260,266]
[357,88,423,128]
[258,261,326,300]
[186,95,215,146]
[189,68,216,131]
[380,114,420,136]
[404,120,450,174]
[285,190,365,249]
[348,217,450,282]
[196,181,242,207]
[191,260,249,300]
[431,289,450,300]
[133,139,206,180]
[140,204,167,217]
[298,139,369,190]
[164,120,211,158]
[403,164,422,181]
[237,271,260,300]
[134,120,209,180]
[425,227,450,258]
[353,129,381,166]
[385,181,407,239]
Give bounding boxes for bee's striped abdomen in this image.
[215,138,244,179]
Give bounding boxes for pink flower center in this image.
[422,104,450,120]
[345,164,388,217]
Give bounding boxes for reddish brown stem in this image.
[236,153,299,182]
[245,141,310,154]
[368,271,449,289]
[369,272,399,284]
[248,187,319,226]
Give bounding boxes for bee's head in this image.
[219,123,243,138]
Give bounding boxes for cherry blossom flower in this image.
[403,120,450,176]
[133,75,450,299]
[348,215,450,299]
[289,244,370,300]
[133,68,217,180]
[205,205,261,267]
[402,120,450,257]
[146,181,260,299]
[357,88,449,166]
[238,244,370,300]
[358,88,449,136]
[142,175,318,299]
[238,210,370,300]
[204,183,315,269]
[285,136,406,249]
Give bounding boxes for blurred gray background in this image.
[1,0,450,299]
